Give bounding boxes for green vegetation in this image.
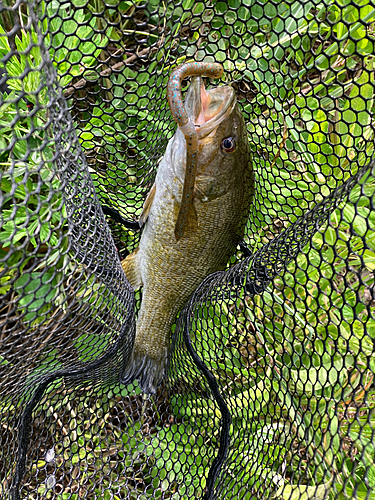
[1,0,375,499]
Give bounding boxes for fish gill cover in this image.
[0,1,374,499]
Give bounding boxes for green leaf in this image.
[290,356,354,395]
[276,481,332,500]
[14,272,58,316]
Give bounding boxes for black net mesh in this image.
[1,0,375,498]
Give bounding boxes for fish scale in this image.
[121,65,254,394]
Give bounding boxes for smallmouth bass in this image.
[121,63,254,394]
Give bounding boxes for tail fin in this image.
[121,346,168,394]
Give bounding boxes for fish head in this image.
[184,75,250,182]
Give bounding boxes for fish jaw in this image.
[166,79,238,201]
[184,76,236,135]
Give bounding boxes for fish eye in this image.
[221,137,236,153]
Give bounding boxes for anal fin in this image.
[122,247,143,289]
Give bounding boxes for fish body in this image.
[121,75,254,394]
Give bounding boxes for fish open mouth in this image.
[184,76,236,139]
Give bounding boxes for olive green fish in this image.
[121,63,254,394]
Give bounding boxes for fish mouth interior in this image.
[184,76,236,138]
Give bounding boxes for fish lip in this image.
[195,85,236,139]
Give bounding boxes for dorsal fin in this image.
[139,183,156,227]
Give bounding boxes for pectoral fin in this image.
[139,183,156,227]
[122,248,143,289]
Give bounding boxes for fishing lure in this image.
[167,62,224,240]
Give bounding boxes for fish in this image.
[121,64,254,394]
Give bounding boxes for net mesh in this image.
[1,0,375,498]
